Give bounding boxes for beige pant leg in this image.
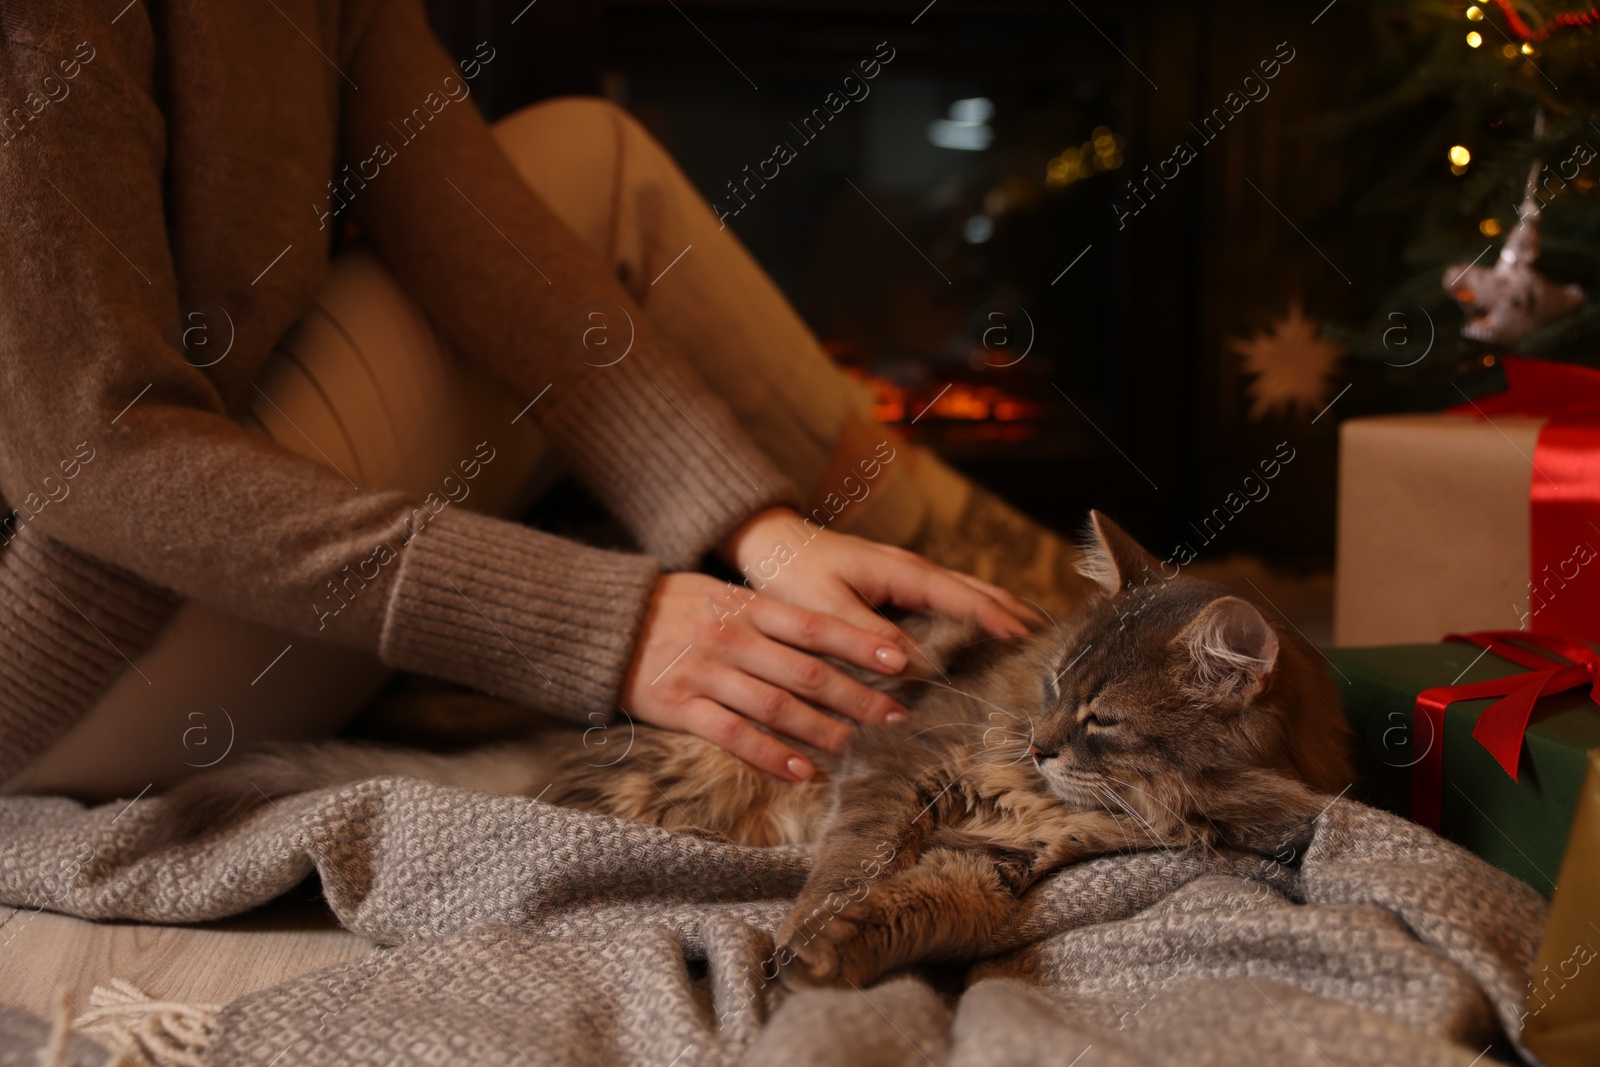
[7,252,556,801]
[490,97,947,546]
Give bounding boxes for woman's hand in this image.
[618,507,1043,781]
[619,572,914,781]
[719,507,1042,649]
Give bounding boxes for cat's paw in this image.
[776,898,888,989]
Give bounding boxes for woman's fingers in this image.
[761,573,905,646]
[832,542,1035,637]
[945,569,1048,628]
[733,632,908,728]
[873,555,1030,638]
[701,662,854,753]
[678,697,815,781]
[748,595,908,674]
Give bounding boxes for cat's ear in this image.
[1075,510,1163,594]
[1173,596,1279,699]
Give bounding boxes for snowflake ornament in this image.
[1227,300,1345,421]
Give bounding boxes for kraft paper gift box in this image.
[1338,357,1600,649]
[1325,642,1600,897]
[1334,413,1545,646]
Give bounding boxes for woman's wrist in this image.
[716,505,802,571]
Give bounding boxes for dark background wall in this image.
[423,0,1374,569]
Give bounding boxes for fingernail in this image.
[885,710,910,723]
[875,646,906,672]
[786,756,816,781]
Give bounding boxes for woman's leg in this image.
[487,97,934,547]
[488,98,1092,610]
[5,252,557,801]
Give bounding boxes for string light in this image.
[1480,218,1502,236]
[1046,126,1123,188]
[1466,30,1483,46]
[1521,42,1536,54]
[1466,5,1484,19]
[1449,145,1471,166]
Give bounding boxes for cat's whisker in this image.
[1018,596,1063,639]
[1096,788,1142,851]
[1089,783,1158,851]
[988,721,1040,768]
[903,720,995,742]
[927,719,1037,765]
[988,709,1029,729]
[1117,800,1170,853]
[1175,779,1221,858]
[978,723,1029,743]
[1106,775,1207,857]
[1104,774,1180,828]
[996,730,1038,767]
[1092,781,1169,852]
[1086,780,1133,826]
[953,733,1028,765]
[916,727,1031,765]
[969,742,1032,769]
[906,678,1029,726]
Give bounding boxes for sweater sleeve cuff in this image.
[0,526,180,781]
[542,353,801,570]
[376,507,660,723]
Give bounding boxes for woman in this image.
[0,0,1082,799]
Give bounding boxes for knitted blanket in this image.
[0,778,1546,1066]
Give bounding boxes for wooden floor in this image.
[0,885,371,1055]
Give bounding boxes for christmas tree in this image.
[1323,0,1600,403]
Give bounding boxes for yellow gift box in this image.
[1522,748,1600,1065]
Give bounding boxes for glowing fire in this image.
[842,368,1047,425]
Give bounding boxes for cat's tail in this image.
[146,734,576,850]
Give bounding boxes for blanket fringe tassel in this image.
[41,978,220,1067]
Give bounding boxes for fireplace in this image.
[607,2,1150,532]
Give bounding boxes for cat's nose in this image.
[1030,743,1057,762]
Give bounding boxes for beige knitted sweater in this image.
[0,0,795,780]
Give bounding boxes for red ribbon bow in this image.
[1411,631,1600,832]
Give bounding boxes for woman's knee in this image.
[494,95,637,139]
[488,96,667,256]
[490,95,638,186]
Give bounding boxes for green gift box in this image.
[1325,643,1600,897]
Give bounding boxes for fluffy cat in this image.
[156,511,1352,987]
